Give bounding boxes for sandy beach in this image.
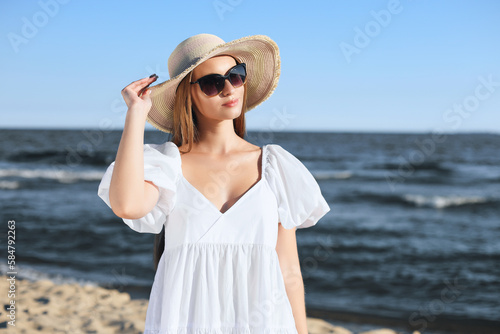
[0,274,419,334]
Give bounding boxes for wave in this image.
[0,180,20,189]
[7,149,112,166]
[0,168,104,184]
[345,191,499,209]
[0,263,98,287]
[369,161,453,174]
[314,170,353,180]
[402,194,493,209]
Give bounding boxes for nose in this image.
[221,78,235,96]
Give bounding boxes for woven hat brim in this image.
[146,34,281,133]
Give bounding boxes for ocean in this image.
[1,129,499,333]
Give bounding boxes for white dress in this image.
[97,141,330,334]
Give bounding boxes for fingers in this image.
[131,75,158,88]
[138,76,158,96]
[122,74,159,94]
[129,78,156,94]
[138,85,152,97]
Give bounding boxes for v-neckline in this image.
[177,144,266,216]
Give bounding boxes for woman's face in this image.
[190,55,245,126]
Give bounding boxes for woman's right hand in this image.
[121,74,158,116]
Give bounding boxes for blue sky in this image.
[1,0,499,133]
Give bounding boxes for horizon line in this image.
[0,126,499,135]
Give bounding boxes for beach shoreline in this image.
[1,274,424,334]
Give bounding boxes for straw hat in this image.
[147,33,281,133]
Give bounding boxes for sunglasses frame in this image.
[190,63,247,97]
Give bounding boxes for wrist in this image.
[125,107,149,123]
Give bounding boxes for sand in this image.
[0,274,419,334]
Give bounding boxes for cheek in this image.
[191,92,217,114]
[237,85,245,98]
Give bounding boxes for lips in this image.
[222,98,238,107]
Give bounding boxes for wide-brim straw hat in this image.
[147,33,281,133]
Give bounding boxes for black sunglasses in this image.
[190,63,247,97]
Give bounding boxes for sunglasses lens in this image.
[199,76,224,97]
[229,64,246,87]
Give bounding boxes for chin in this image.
[223,108,242,120]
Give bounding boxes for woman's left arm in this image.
[276,222,309,334]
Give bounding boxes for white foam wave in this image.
[314,170,353,180]
[0,180,20,189]
[403,194,490,209]
[0,263,98,287]
[0,168,104,184]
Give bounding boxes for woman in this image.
[97,33,330,333]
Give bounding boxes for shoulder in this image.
[144,141,180,157]
[265,144,304,169]
[143,141,182,172]
[266,143,294,157]
[264,143,316,182]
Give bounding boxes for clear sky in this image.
[1,0,499,133]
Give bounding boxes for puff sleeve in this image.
[265,144,331,229]
[97,142,181,234]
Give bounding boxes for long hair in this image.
[153,56,248,271]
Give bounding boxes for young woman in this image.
[98,33,330,334]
